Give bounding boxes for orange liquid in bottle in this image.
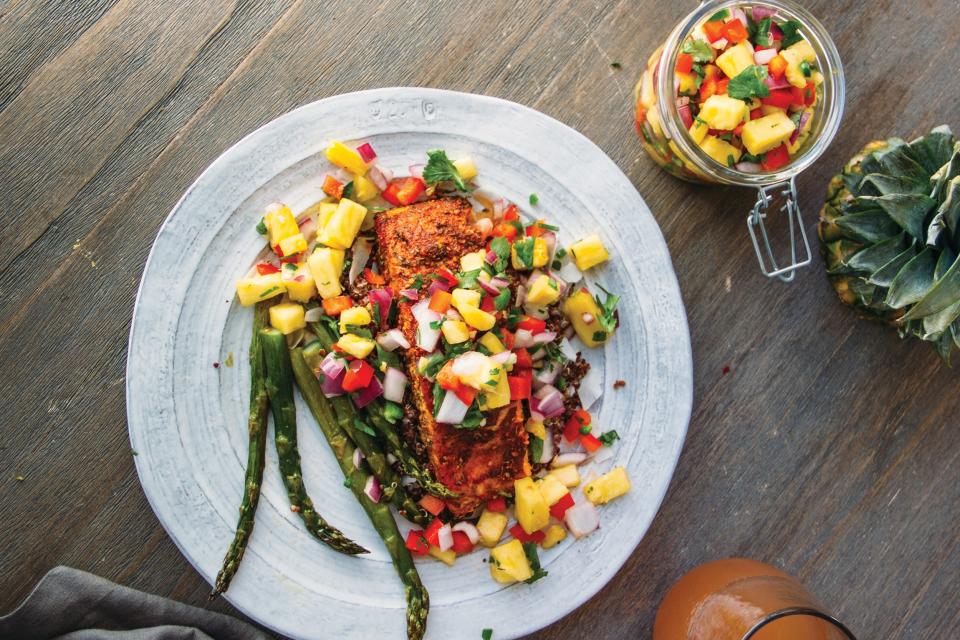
[654,559,838,640]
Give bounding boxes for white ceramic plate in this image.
[127,88,692,640]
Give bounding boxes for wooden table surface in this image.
[2,1,959,638]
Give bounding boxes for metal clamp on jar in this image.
[635,0,845,282]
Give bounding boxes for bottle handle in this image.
[746,177,812,282]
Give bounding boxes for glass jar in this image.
[634,0,845,281]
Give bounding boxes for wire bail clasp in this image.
[747,177,812,283]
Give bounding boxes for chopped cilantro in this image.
[592,330,608,342]
[598,430,620,446]
[341,181,354,199]
[383,400,403,424]
[432,383,444,417]
[410,274,425,290]
[345,325,373,338]
[482,629,493,640]
[778,19,804,48]
[494,287,511,311]
[594,284,620,334]
[727,65,771,101]
[505,307,524,330]
[800,60,812,77]
[423,149,471,191]
[490,236,511,272]
[754,18,773,47]
[283,262,297,271]
[522,543,548,584]
[421,352,446,378]
[375,344,400,370]
[429,319,444,330]
[726,154,736,167]
[529,435,543,463]
[343,478,353,488]
[458,404,485,430]
[513,237,535,268]
[707,8,729,21]
[256,218,267,235]
[457,268,482,289]
[681,38,714,63]
[352,418,376,437]
[258,286,280,298]
[529,193,539,205]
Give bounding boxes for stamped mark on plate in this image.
[369,99,438,121]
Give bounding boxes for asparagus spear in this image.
[291,347,430,640]
[212,300,272,597]
[261,328,367,555]
[308,320,455,498]
[302,341,429,526]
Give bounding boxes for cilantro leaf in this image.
[681,39,714,63]
[598,430,620,446]
[754,18,773,47]
[255,218,267,235]
[457,268,482,289]
[457,404,485,430]
[529,435,543,463]
[522,543,548,584]
[375,344,400,370]
[707,8,729,21]
[778,19,804,48]
[432,383,444,417]
[594,284,620,334]
[494,287,511,311]
[352,418,376,437]
[423,149,471,191]
[727,65,771,101]
[490,236,511,272]
[341,181,354,199]
[383,400,403,424]
[513,237,535,269]
[482,630,493,640]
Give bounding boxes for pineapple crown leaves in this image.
[819,125,960,361]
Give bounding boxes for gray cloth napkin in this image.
[0,566,270,640]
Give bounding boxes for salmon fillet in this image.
[375,197,530,516]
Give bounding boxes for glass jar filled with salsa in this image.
[635,0,844,280]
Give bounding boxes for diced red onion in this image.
[399,288,419,301]
[529,409,545,423]
[408,163,425,178]
[513,329,535,348]
[368,288,393,325]
[377,328,411,352]
[452,521,480,544]
[356,143,376,163]
[514,284,526,307]
[426,279,450,297]
[435,391,469,425]
[765,75,791,90]
[363,476,382,503]
[533,330,558,344]
[348,237,373,285]
[710,37,728,50]
[542,232,557,261]
[489,350,516,367]
[559,338,577,361]
[557,260,582,285]
[304,307,323,323]
[411,300,442,351]
[751,6,777,21]
[534,361,560,386]
[735,162,763,173]
[353,375,383,408]
[539,427,555,464]
[754,48,777,65]
[564,501,599,538]
[321,352,347,378]
[790,110,812,145]
[770,21,783,40]
[437,523,454,552]
[552,452,587,467]
[383,367,408,403]
[531,384,564,418]
[729,7,747,24]
[673,76,680,96]
[492,198,507,219]
[485,249,498,265]
[676,96,690,107]
[478,278,501,297]
[475,218,493,236]
[368,165,388,191]
[578,367,602,410]
[352,448,365,470]
[321,367,345,398]
[678,104,694,129]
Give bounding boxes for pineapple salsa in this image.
[235,140,633,583]
[636,5,823,178]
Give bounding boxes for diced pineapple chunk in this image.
[236,273,285,306]
[460,250,487,272]
[676,71,698,95]
[537,474,569,506]
[788,39,816,63]
[478,331,505,354]
[264,203,300,246]
[689,118,709,145]
[478,368,510,410]
[760,104,787,117]
[548,464,581,488]
[453,157,477,180]
[477,509,508,547]
[281,264,316,302]
[428,546,457,566]
[336,333,376,359]
[490,539,533,582]
[584,466,631,505]
[511,237,549,270]
[741,112,796,155]
[441,320,471,344]
[461,306,496,331]
[532,237,549,268]
[278,233,308,257]
[782,41,816,89]
[698,95,748,131]
[562,289,608,348]
[351,174,379,203]
[338,306,371,333]
[306,247,345,300]
[715,41,755,79]
[451,288,482,312]
[786,108,814,154]
[269,303,306,335]
[525,418,546,440]
[325,141,368,175]
[699,135,742,167]
[318,199,367,250]
[317,202,337,230]
[541,524,567,549]
[526,275,561,306]
[490,562,516,584]
[569,234,610,271]
[514,477,549,534]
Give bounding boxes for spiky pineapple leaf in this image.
[926,176,960,246]
[905,125,956,175]
[886,247,937,308]
[869,243,917,287]
[860,173,929,196]
[860,194,936,241]
[901,250,960,319]
[835,209,902,244]
[848,232,908,274]
[875,145,929,184]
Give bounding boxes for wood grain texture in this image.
[0,0,958,638]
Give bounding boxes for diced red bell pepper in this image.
[436,267,459,288]
[501,329,515,350]
[322,296,353,316]
[564,409,591,442]
[453,386,477,407]
[510,523,545,544]
[256,262,281,275]
[549,492,575,520]
[419,494,446,516]
[342,359,374,392]
[486,496,507,512]
[723,19,748,43]
[480,295,496,313]
[322,174,345,199]
[792,82,815,107]
[364,268,385,285]
[750,108,763,121]
[424,518,445,546]
[451,530,474,554]
[513,347,533,370]
[715,77,730,95]
[516,316,547,334]
[382,177,426,206]
[761,89,794,110]
[437,362,477,406]
[525,221,547,237]
[508,375,531,400]
[502,204,520,222]
[703,20,726,43]
[699,76,720,102]
[429,290,452,313]
[768,54,787,79]
[355,142,376,163]
[733,123,744,137]
[491,222,518,240]
[405,530,430,556]
[581,433,602,453]
[675,53,693,74]
[272,244,284,257]
[761,144,791,171]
